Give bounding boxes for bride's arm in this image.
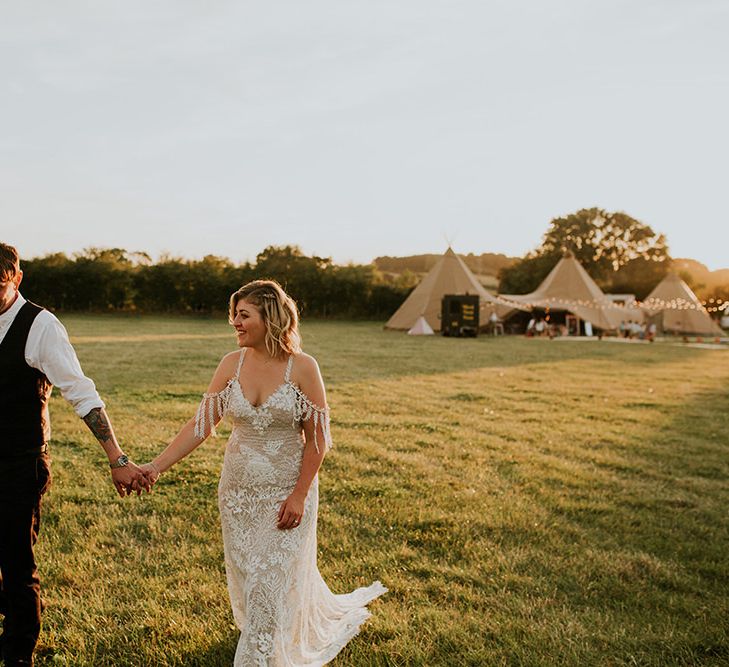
[142,351,239,480]
[278,354,330,529]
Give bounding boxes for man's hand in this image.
[82,407,152,497]
[111,461,152,497]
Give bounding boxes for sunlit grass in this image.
[33,316,729,666]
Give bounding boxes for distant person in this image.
[534,318,546,336]
[138,279,385,664]
[647,322,657,342]
[0,243,149,667]
[526,317,536,337]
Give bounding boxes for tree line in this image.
[21,245,416,318]
[20,208,727,318]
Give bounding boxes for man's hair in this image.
[0,243,19,282]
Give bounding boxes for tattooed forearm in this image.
[83,407,114,444]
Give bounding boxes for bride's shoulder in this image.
[294,352,319,368]
[291,352,322,383]
[291,351,320,375]
[290,352,326,406]
[205,350,242,394]
[217,349,242,372]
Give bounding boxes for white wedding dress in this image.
[194,350,386,666]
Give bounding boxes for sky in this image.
[2,1,728,269]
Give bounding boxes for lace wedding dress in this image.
[195,350,386,666]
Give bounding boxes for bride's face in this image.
[232,298,266,348]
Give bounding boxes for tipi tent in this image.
[385,248,516,331]
[503,253,640,331]
[643,273,724,336]
[407,316,434,335]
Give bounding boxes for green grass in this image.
[28,316,729,666]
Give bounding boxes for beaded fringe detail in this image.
[194,382,232,439]
[291,384,332,453]
[194,380,332,452]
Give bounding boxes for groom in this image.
[0,243,151,667]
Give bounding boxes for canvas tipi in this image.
[407,316,434,335]
[502,253,640,331]
[643,273,723,336]
[385,248,515,331]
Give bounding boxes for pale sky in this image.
[2,1,728,269]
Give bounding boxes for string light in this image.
[495,295,718,313]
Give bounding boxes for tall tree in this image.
[610,256,672,300]
[254,245,332,315]
[497,251,561,295]
[499,208,671,294]
[21,253,74,309]
[70,247,138,310]
[541,208,669,281]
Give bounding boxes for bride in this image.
[141,279,386,666]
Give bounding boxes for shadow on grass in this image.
[179,634,238,667]
[505,377,729,664]
[36,630,239,667]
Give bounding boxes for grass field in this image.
[29,315,729,666]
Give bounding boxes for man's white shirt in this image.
[0,293,104,424]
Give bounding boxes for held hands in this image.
[277,492,305,530]
[138,462,161,486]
[111,460,154,498]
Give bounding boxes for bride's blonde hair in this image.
[229,279,302,358]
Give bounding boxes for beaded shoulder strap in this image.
[284,354,294,383]
[235,348,246,378]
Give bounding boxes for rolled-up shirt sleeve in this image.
[26,312,105,418]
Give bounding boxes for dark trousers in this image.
[0,454,51,665]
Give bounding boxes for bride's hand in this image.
[139,462,161,487]
[277,493,304,530]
